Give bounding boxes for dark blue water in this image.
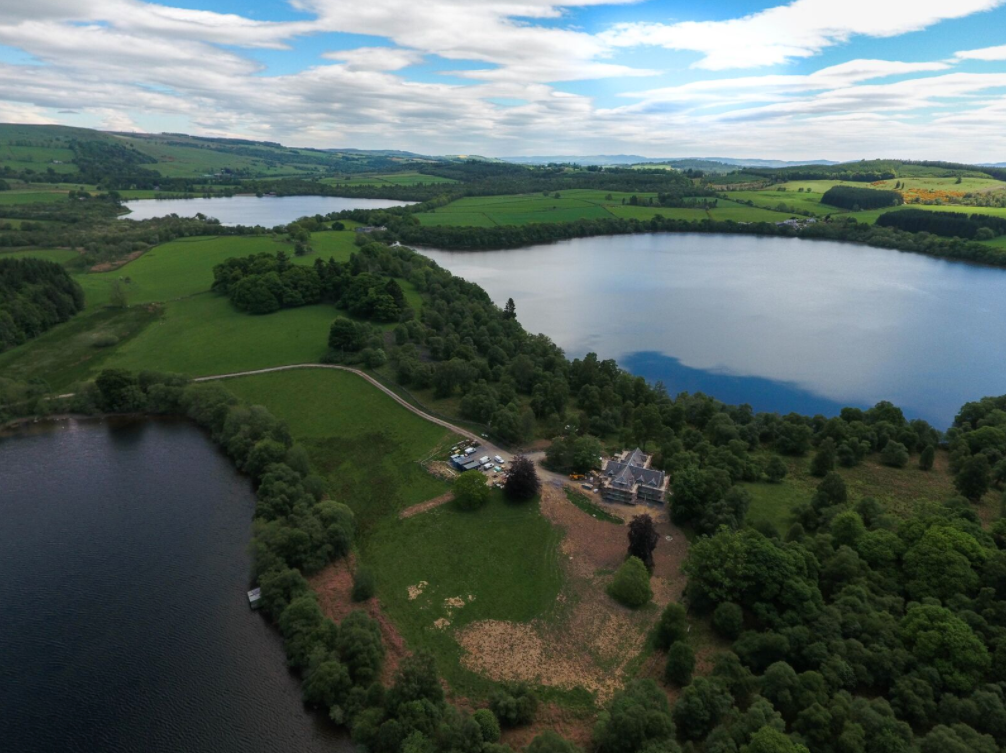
[0,418,348,753]
[419,233,1006,428]
[123,195,414,226]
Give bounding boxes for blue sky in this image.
[1,0,1005,160]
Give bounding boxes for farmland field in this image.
[0,248,79,264]
[321,172,457,186]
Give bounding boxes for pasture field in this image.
[0,305,161,390]
[322,172,457,187]
[742,448,994,534]
[0,248,79,264]
[101,295,335,377]
[364,490,564,696]
[726,189,835,216]
[222,368,456,530]
[0,191,68,205]
[76,231,358,307]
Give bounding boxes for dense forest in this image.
[821,186,904,211]
[0,257,84,353]
[877,209,1006,240]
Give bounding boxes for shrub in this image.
[526,730,581,753]
[654,602,687,650]
[91,333,119,348]
[881,440,909,468]
[453,470,490,510]
[472,709,501,743]
[352,567,376,602]
[490,682,538,727]
[665,642,694,686]
[712,602,744,640]
[765,456,788,483]
[919,445,935,471]
[607,556,652,609]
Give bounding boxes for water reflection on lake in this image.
[419,233,1006,427]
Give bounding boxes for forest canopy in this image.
[0,257,84,353]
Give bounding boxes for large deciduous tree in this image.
[627,514,659,572]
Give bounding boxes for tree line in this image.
[877,209,1006,240]
[821,186,904,211]
[0,257,84,353]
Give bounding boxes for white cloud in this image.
[955,44,1006,61]
[602,0,1006,70]
[322,47,425,71]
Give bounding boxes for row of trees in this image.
[877,209,1006,240]
[821,186,903,211]
[0,258,85,353]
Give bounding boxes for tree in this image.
[329,318,364,352]
[654,603,687,650]
[919,725,997,753]
[919,444,935,471]
[665,642,694,686]
[672,677,733,741]
[608,556,652,608]
[109,279,128,308]
[594,680,676,753]
[352,567,376,602]
[628,515,659,572]
[503,297,516,320]
[503,455,540,501]
[303,659,352,709]
[810,438,836,477]
[881,440,909,468]
[453,470,490,511]
[387,652,444,712]
[526,731,581,753]
[472,709,501,743]
[337,610,385,685]
[712,602,743,640]
[490,682,537,727]
[743,727,810,753]
[956,455,991,501]
[899,604,991,693]
[765,456,788,483]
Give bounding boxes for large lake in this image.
[123,195,414,226]
[0,419,349,753]
[420,233,1006,428]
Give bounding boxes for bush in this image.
[654,603,687,650]
[765,456,788,483]
[453,470,490,510]
[490,682,537,727]
[352,567,376,602]
[919,445,935,471]
[91,333,119,348]
[472,709,501,743]
[526,730,581,753]
[881,440,909,468]
[665,642,694,686]
[712,602,744,639]
[607,556,652,609]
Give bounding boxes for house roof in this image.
[605,448,665,490]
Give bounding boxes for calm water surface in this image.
[420,233,1006,427]
[0,418,349,753]
[123,195,414,226]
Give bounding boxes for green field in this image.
[101,295,335,377]
[365,489,564,696]
[322,172,457,187]
[0,248,79,264]
[222,368,456,530]
[0,191,68,205]
[0,305,162,390]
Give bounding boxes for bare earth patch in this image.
[408,581,428,600]
[309,555,409,684]
[455,483,690,703]
[400,491,455,519]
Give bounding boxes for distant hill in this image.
[0,123,446,183]
[502,154,839,168]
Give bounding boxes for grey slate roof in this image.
[605,448,665,490]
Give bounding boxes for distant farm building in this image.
[355,226,387,234]
[600,448,668,505]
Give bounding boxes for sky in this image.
[2,0,1006,160]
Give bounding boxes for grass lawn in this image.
[102,294,335,377]
[0,305,162,390]
[363,489,564,696]
[0,248,80,264]
[0,191,68,205]
[222,368,457,531]
[564,487,624,524]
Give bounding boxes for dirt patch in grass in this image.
[455,483,689,703]
[310,556,409,684]
[426,461,459,481]
[400,491,455,519]
[89,249,145,272]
